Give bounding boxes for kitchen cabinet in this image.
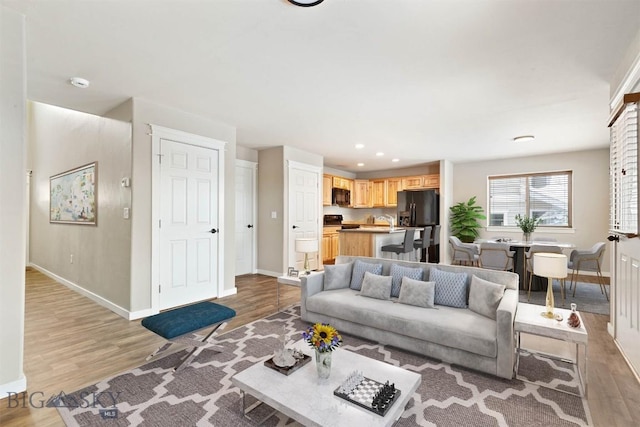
[332,176,352,190]
[322,174,332,206]
[423,174,440,189]
[322,226,340,263]
[370,179,386,207]
[352,179,371,208]
[386,178,402,206]
[402,175,424,190]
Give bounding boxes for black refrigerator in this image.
[397,190,440,262]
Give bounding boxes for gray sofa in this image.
[300,256,519,379]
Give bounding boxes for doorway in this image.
[235,160,257,275]
[287,161,321,272]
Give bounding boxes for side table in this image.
[276,272,320,311]
[514,302,588,396]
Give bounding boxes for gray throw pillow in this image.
[468,275,506,320]
[397,277,435,308]
[429,268,468,308]
[360,271,392,300]
[323,262,354,291]
[350,259,383,291]
[390,264,424,298]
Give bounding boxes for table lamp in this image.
[295,238,318,275]
[533,252,568,318]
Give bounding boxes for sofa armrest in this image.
[300,273,324,321]
[495,288,518,379]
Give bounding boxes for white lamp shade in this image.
[533,253,568,278]
[295,238,318,253]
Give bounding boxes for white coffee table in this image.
[231,340,422,427]
[514,302,588,396]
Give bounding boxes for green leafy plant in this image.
[449,196,486,243]
[515,214,540,233]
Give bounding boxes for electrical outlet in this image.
[70,254,73,264]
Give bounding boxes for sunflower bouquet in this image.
[302,323,342,353]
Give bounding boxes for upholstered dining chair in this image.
[479,242,515,271]
[381,228,415,259]
[568,242,608,300]
[449,236,480,266]
[412,226,432,262]
[525,245,563,301]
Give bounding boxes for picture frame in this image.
[289,269,299,278]
[287,267,294,276]
[50,162,97,225]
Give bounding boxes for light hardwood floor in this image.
[0,270,638,426]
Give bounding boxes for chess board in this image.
[334,377,400,417]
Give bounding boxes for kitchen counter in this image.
[338,227,422,260]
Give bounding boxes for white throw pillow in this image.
[398,277,435,308]
[360,271,392,300]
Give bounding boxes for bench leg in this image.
[173,321,228,372]
[146,342,173,361]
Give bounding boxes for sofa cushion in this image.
[360,271,392,300]
[398,277,435,308]
[469,275,505,320]
[430,268,468,308]
[323,262,353,291]
[390,264,424,297]
[306,289,497,358]
[350,259,383,291]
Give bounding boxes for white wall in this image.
[236,145,258,163]
[129,98,237,312]
[0,5,26,394]
[28,102,133,310]
[452,148,611,273]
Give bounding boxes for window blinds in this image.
[610,100,638,234]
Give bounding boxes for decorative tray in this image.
[263,353,311,376]
[333,376,400,417]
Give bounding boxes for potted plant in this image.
[515,214,540,242]
[449,196,486,243]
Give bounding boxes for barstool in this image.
[381,229,415,259]
[412,226,432,262]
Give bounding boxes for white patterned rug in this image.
[54,306,592,426]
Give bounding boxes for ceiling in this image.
[4,0,640,172]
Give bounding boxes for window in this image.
[488,171,572,227]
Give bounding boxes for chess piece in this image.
[567,303,581,328]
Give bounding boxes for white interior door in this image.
[159,139,219,309]
[614,236,640,375]
[288,162,320,272]
[235,160,256,276]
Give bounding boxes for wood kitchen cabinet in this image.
[401,175,424,190]
[322,226,340,263]
[422,174,440,189]
[332,176,352,190]
[386,178,402,206]
[370,179,386,207]
[352,179,371,208]
[322,174,332,206]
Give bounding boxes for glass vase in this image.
[523,232,531,242]
[315,349,332,379]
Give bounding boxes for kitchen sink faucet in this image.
[377,214,395,231]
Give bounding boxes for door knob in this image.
[209,228,218,234]
[292,225,299,229]
[607,235,619,242]
[247,224,254,228]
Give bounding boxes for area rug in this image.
[54,306,592,426]
[519,281,609,316]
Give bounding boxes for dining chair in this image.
[449,236,480,266]
[568,242,608,300]
[412,226,432,262]
[526,244,563,302]
[381,228,416,259]
[479,242,515,271]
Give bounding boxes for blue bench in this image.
[141,301,236,371]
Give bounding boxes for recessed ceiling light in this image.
[357,163,364,167]
[392,158,400,162]
[69,76,90,89]
[355,144,365,149]
[376,152,384,157]
[513,135,535,142]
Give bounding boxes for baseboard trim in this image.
[29,263,131,320]
[0,374,27,397]
[613,338,640,385]
[256,269,281,277]
[128,309,155,320]
[220,287,237,298]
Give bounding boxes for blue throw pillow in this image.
[390,264,424,298]
[350,260,383,291]
[429,268,468,308]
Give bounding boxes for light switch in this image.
[123,207,130,219]
[271,211,277,219]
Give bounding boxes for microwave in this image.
[332,188,351,206]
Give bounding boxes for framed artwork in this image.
[50,162,97,225]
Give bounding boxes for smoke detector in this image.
[69,77,90,89]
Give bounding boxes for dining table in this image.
[475,239,576,291]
